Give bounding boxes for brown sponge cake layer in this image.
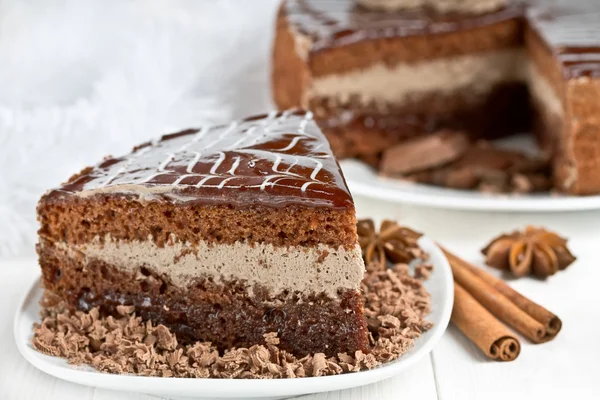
[40,237,364,299]
[38,240,369,357]
[38,195,358,249]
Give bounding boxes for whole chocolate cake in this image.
[272,0,600,194]
[36,110,369,357]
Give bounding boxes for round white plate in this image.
[14,237,452,400]
[341,159,600,212]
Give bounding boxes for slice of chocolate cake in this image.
[36,110,369,357]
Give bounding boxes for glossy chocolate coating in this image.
[284,0,526,52]
[50,110,354,209]
[285,0,600,79]
[527,1,600,79]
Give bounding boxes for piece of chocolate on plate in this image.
[36,110,369,357]
[380,130,470,176]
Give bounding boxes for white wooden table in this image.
[2,195,599,399]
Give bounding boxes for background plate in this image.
[341,160,600,212]
[14,237,453,400]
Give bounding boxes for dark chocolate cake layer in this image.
[316,82,530,162]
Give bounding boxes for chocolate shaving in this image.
[32,254,433,379]
[382,138,553,194]
[380,130,469,176]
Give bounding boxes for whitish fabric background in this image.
[0,0,279,256]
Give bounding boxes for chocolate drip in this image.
[49,110,354,209]
[285,0,600,79]
[285,0,526,52]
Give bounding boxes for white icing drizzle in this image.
[185,151,202,174]
[310,160,323,180]
[68,110,336,197]
[276,135,304,152]
[227,156,242,175]
[98,146,152,188]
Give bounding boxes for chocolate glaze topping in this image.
[285,0,600,79]
[527,1,600,79]
[49,110,354,209]
[285,0,526,52]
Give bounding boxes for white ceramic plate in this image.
[341,159,600,212]
[14,237,453,400]
[341,134,600,212]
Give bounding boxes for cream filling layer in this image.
[308,49,526,105]
[70,184,200,203]
[527,63,563,118]
[51,236,365,299]
[356,0,507,13]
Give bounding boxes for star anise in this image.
[357,219,423,270]
[482,226,576,278]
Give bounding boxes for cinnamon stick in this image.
[443,248,549,343]
[460,256,562,339]
[452,283,521,361]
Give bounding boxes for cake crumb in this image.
[32,258,432,379]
